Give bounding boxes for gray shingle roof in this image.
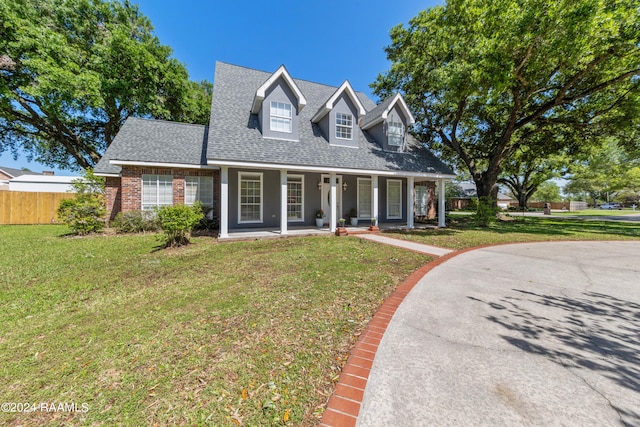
[95,118,207,175]
[0,166,40,178]
[207,62,453,176]
[96,62,453,177]
[359,95,396,129]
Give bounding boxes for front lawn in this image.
[0,226,429,426]
[551,208,640,217]
[388,215,640,250]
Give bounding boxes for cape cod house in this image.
[95,62,454,238]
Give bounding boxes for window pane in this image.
[239,173,262,222]
[287,176,303,221]
[387,180,402,218]
[142,174,172,210]
[416,185,429,216]
[335,112,353,140]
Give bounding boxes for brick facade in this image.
[105,166,221,221]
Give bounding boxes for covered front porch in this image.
[216,165,449,239]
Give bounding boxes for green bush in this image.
[192,203,219,231]
[156,204,204,247]
[57,197,106,235]
[111,211,160,233]
[473,196,499,227]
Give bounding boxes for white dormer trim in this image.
[311,80,367,123]
[250,65,307,114]
[361,93,416,130]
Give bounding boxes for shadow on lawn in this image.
[470,289,640,426]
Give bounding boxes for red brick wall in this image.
[427,182,436,219]
[107,167,220,220]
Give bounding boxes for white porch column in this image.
[330,172,337,232]
[280,169,288,235]
[372,175,379,225]
[407,176,415,229]
[438,178,446,228]
[219,166,229,238]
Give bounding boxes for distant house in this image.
[449,182,515,210]
[95,62,455,237]
[7,173,78,193]
[0,167,40,191]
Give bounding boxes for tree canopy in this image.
[0,0,212,170]
[373,0,640,211]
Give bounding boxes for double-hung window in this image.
[415,184,429,216]
[142,174,173,211]
[387,179,402,219]
[239,172,262,223]
[357,178,372,219]
[287,175,304,222]
[270,101,292,133]
[185,176,214,208]
[388,120,404,147]
[335,112,353,140]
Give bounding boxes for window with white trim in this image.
[287,175,304,222]
[270,101,292,133]
[239,172,262,223]
[185,176,214,208]
[388,120,404,146]
[142,174,173,211]
[416,184,429,216]
[335,112,353,140]
[357,178,372,219]
[387,179,402,219]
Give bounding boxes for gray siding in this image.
[228,169,324,229]
[260,76,300,141]
[329,93,359,148]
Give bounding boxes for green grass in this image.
[550,208,639,217]
[386,215,640,250]
[0,226,430,426]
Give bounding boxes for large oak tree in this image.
[373,0,640,214]
[0,0,212,170]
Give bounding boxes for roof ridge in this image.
[215,61,372,99]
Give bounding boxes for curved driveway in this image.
[357,241,640,427]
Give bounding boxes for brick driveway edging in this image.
[319,246,482,427]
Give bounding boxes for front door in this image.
[321,175,342,225]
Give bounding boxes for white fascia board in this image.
[311,80,367,123]
[110,160,220,170]
[250,65,307,114]
[207,159,455,179]
[94,172,121,177]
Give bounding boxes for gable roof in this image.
[0,166,40,178]
[250,65,307,114]
[207,62,453,177]
[311,80,367,123]
[94,117,209,175]
[360,93,415,130]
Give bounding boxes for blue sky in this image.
[1,0,442,175]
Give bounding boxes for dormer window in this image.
[270,101,292,133]
[388,120,404,146]
[335,112,353,140]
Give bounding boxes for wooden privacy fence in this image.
[0,191,75,224]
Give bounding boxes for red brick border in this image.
[319,245,484,427]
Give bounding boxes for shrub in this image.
[57,197,106,235]
[156,204,204,247]
[111,211,160,233]
[192,203,219,231]
[473,196,499,227]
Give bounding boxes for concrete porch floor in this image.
[218,222,438,241]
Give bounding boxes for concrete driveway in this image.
[357,241,640,427]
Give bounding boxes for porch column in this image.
[407,176,415,229]
[219,166,229,238]
[330,172,337,232]
[438,178,446,228]
[372,175,379,225]
[280,169,288,235]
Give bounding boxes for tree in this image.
[0,0,212,170]
[531,181,562,202]
[372,0,640,220]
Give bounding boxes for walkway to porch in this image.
[219,222,438,242]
